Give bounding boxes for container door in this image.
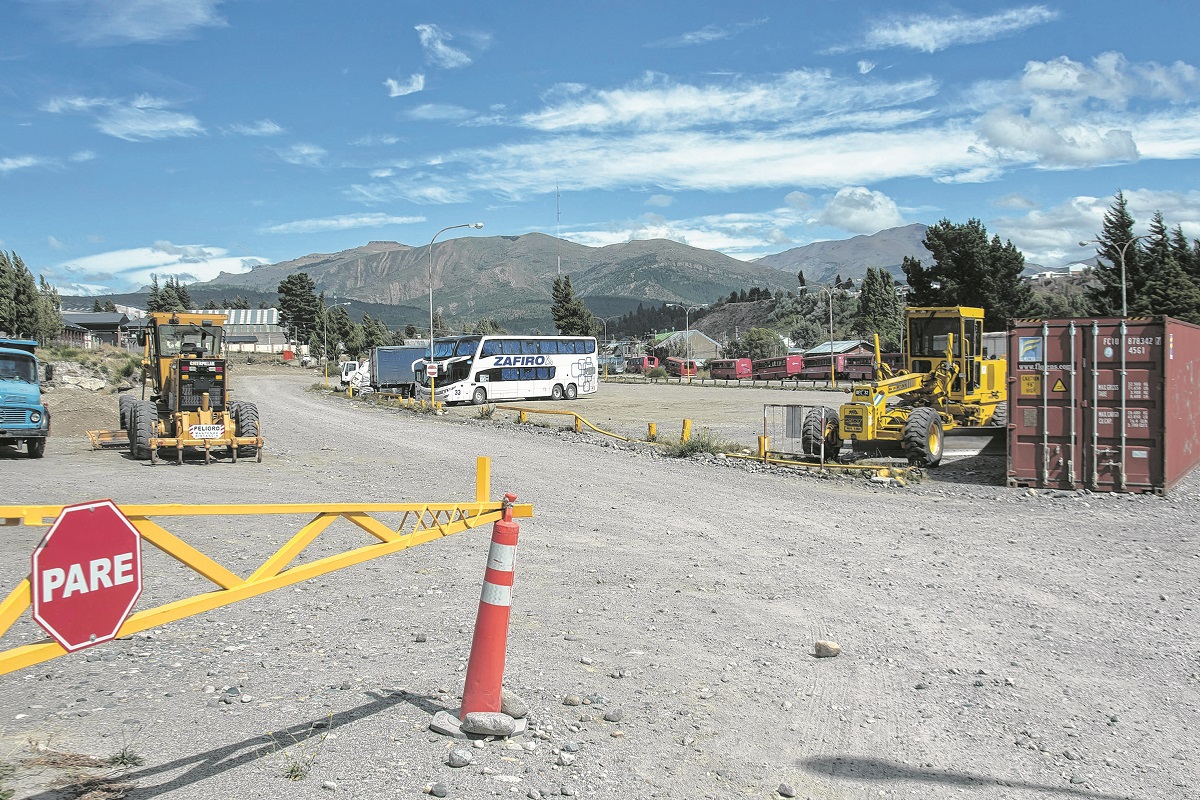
[1080,321,1165,493]
[1008,323,1081,489]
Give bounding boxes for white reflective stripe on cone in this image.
[487,543,516,572]
[480,582,513,607]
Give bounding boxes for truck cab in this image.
[0,338,51,458]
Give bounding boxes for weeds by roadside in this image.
[263,714,332,781]
[663,427,736,458]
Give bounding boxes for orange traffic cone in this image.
[460,493,519,718]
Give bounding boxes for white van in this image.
[338,360,361,389]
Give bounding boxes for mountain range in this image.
[168,225,936,332]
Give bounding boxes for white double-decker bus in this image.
[415,334,598,405]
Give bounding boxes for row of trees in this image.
[0,251,63,343]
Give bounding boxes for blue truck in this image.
[0,338,51,458]
[369,344,426,397]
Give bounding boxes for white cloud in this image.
[44,94,204,141]
[858,60,876,75]
[0,155,46,173]
[25,0,225,45]
[275,143,327,167]
[991,189,1200,267]
[994,193,1038,210]
[386,74,425,97]
[48,236,65,250]
[416,23,472,69]
[645,194,674,208]
[70,150,96,162]
[785,192,816,210]
[817,187,905,234]
[408,104,475,121]
[259,213,426,234]
[522,70,939,132]
[224,120,284,137]
[647,18,767,48]
[855,6,1059,54]
[48,241,268,294]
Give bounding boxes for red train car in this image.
[843,352,903,381]
[709,358,753,380]
[664,356,698,377]
[800,353,847,380]
[751,355,805,380]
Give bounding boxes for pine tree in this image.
[103,300,118,313]
[93,299,103,312]
[855,268,902,349]
[550,275,594,336]
[277,273,322,341]
[1085,192,1141,316]
[902,218,1031,329]
[146,274,163,312]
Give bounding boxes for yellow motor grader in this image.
[801,306,1007,466]
[111,312,262,464]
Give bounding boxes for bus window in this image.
[584,340,596,353]
[481,340,501,356]
[502,340,521,355]
[456,339,478,356]
[521,340,538,355]
[538,341,559,354]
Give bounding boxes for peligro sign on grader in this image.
[30,499,143,652]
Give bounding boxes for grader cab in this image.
[115,312,262,464]
[802,306,1006,466]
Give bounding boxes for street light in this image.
[1079,236,1145,317]
[817,287,836,387]
[598,314,621,379]
[428,222,484,358]
[666,303,706,381]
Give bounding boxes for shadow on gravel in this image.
[21,690,448,799]
[801,756,1133,800]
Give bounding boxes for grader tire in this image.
[902,407,944,467]
[801,407,841,457]
[129,400,157,460]
[992,401,1008,428]
[234,401,260,458]
[118,394,136,431]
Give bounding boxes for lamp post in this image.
[428,222,484,359]
[818,287,836,387]
[666,303,705,380]
[321,301,351,386]
[1080,236,1145,317]
[598,315,621,379]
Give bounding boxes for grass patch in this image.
[646,366,667,379]
[264,715,332,781]
[663,428,737,458]
[476,403,497,419]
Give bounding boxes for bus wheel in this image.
[551,384,564,400]
[472,387,488,405]
[565,384,578,400]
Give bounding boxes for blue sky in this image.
[2,1,1198,295]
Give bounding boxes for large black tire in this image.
[564,383,578,400]
[903,407,944,466]
[801,407,842,457]
[118,394,135,431]
[471,387,487,405]
[551,384,564,400]
[26,438,45,459]
[992,401,1008,428]
[129,400,157,460]
[234,401,260,456]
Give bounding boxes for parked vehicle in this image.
[799,352,847,381]
[338,359,363,389]
[0,338,51,458]
[369,345,426,396]
[708,358,753,380]
[598,355,625,375]
[843,352,903,381]
[664,356,698,377]
[623,355,659,374]
[414,334,598,405]
[752,355,805,381]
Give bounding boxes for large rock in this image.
[460,711,518,737]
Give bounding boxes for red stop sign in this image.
[31,500,143,652]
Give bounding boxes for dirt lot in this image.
[1,365,1197,800]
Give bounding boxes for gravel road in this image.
[1,371,1197,800]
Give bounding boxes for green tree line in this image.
[0,251,63,343]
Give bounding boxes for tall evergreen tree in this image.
[550,275,594,336]
[146,274,163,312]
[901,218,1031,330]
[855,268,902,349]
[92,299,104,312]
[1085,192,1142,316]
[277,273,322,342]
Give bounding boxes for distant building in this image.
[60,312,129,347]
[802,340,872,357]
[195,308,287,353]
[653,329,722,363]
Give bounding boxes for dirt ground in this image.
[1,365,1196,800]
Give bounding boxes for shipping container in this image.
[1006,316,1200,495]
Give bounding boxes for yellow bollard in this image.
[648,422,657,441]
[519,411,528,424]
[758,435,769,462]
[681,419,692,442]
[574,415,582,433]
